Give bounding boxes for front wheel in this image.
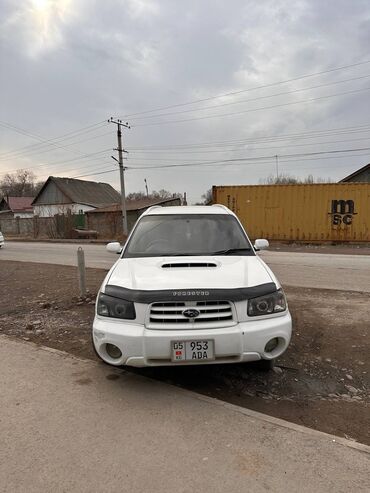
[255,358,275,371]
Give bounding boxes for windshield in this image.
[123,214,254,258]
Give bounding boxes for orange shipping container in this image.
[212,183,370,242]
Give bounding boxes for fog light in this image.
[106,343,122,359]
[265,338,279,353]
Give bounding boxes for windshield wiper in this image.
[210,247,252,255]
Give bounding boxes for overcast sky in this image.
[1,0,370,202]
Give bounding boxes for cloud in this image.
[1,0,370,202]
[126,0,159,19]
[0,0,74,58]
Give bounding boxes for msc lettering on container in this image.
[329,199,357,226]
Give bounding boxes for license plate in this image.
[171,340,214,362]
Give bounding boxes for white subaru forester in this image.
[92,205,292,369]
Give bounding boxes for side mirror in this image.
[106,242,122,254]
[254,239,269,251]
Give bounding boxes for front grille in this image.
[149,300,233,325]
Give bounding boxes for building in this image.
[32,176,121,217]
[0,196,34,219]
[86,196,182,238]
[340,163,370,183]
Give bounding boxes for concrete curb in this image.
[3,334,369,455]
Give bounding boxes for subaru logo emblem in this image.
[183,309,200,318]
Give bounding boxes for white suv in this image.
[92,205,292,369]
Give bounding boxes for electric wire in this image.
[125,123,370,150]
[0,121,98,160]
[132,86,370,127]
[128,73,370,121]
[0,121,110,161]
[122,59,370,118]
[0,148,113,177]
[125,146,370,170]
[125,135,370,157]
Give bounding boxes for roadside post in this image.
[77,247,86,297]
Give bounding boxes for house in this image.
[86,196,182,238]
[340,163,370,183]
[32,176,121,217]
[0,196,34,219]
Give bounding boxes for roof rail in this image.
[211,204,231,212]
[143,205,163,214]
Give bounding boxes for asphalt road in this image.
[1,241,370,292]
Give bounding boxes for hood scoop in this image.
[161,262,218,269]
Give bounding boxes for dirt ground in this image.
[0,260,369,445]
[268,242,370,255]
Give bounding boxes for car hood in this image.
[105,256,275,291]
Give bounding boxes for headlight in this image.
[97,293,136,319]
[247,289,287,317]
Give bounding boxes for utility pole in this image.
[275,154,279,182]
[109,117,130,237]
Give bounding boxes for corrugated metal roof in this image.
[340,163,370,182]
[32,177,121,207]
[5,196,34,212]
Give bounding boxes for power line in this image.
[123,153,370,176]
[0,127,112,163]
[50,137,370,177]
[0,148,112,177]
[0,120,109,160]
[276,151,370,166]
[33,141,369,180]
[128,73,370,121]
[61,148,370,182]
[125,136,370,157]
[121,59,370,118]
[36,158,116,179]
[132,86,370,127]
[125,146,370,170]
[26,150,369,184]
[0,123,107,161]
[72,168,119,179]
[125,122,370,150]
[0,121,108,159]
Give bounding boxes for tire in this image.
[255,358,275,371]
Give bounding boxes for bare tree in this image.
[126,189,181,202]
[201,189,213,204]
[0,169,44,197]
[126,191,147,201]
[151,189,174,200]
[260,173,333,185]
[194,189,213,205]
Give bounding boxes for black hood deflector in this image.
[104,282,277,303]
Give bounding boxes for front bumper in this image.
[92,311,292,367]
